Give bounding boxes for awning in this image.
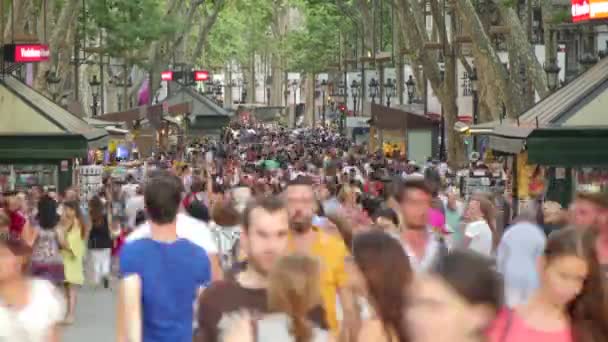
[487,125,535,154]
[527,127,608,166]
[0,76,108,155]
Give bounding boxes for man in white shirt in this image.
[125,186,145,229]
[127,210,223,280]
[398,179,446,272]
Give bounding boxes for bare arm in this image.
[209,253,224,281]
[116,275,142,342]
[46,325,62,342]
[338,287,359,342]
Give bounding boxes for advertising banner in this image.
[4,44,50,63]
[572,0,608,22]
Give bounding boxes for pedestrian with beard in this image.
[285,176,354,337]
[397,180,448,272]
[195,196,328,342]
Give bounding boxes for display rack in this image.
[76,165,104,211]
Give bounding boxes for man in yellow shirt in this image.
[285,176,354,334]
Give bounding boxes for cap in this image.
[0,233,32,256]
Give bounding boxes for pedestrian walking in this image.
[0,230,66,342]
[196,196,328,342]
[87,196,113,288]
[59,200,87,324]
[30,195,65,286]
[488,228,608,342]
[117,174,212,342]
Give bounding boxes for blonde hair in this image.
[268,254,321,342]
[338,184,355,204]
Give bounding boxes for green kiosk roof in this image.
[0,76,108,159]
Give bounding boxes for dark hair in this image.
[288,175,314,187]
[432,249,503,312]
[544,228,608,342]
[396,179,432,203]
[88,196,105,226]
[190,178,205,193]
[37,195,59,230]
[353,231,412,342]
[187,200,210,223]
[242,196,286,233]
[372,207,399,226]
[63,200,87,239]
[144,175,182,224]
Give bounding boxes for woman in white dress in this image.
[0,233,65,342]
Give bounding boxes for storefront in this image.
[369,103,440,163]
[164,87,232,139]
[0,76,108,192]
[468,56,608,208]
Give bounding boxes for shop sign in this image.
[4,44,50,63]
[194,70,209,82]
[572,0,608,22]
[161,71,173,81]
[60,160,69,172]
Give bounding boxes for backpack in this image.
[186,193,210,222]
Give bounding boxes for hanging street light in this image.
[469,68,479,151]
[351,80,360,116]
[368,78,379,103]
[405,75,415,104]
[384,78,396,107]
[543,58,561,92]
[320,79,328,126]
[89,75,102,116]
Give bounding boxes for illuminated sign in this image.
[161,71,173,81]
[193,70,209,82]
[3,44,50,63]
[572,0,608,22]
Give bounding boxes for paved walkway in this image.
[63,286,116,342]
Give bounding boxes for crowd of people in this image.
[1,125,608,342]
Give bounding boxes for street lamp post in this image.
[469,68,479,151]
[291,80,298,128]
[368,78,379,104]
[321,79,328,127]
[405,75,415,104]
[89,75,101,116]
[384,78,396,107]
[543,58,561,92]
[351,80,360,116]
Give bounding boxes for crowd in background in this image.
[1,125,608,342]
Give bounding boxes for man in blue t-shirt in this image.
[117,173,211,342]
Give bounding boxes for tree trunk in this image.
[499,6,549,99]
[33,0,80,93]
[454,0,523,118]
[304,72,315,127]
[357,0,374,55]
[191,0,225,61]
[224,65,233,109]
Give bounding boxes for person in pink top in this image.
[488,227,608,342]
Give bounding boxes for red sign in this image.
[194,70,209,82]
[572,0,608,22]
[161,71,173,81]
[4,44,50,63]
